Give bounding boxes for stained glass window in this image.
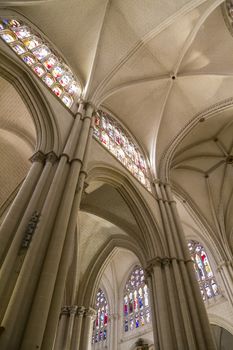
[123,266,150,332]
[92,289,109,344]
[93,110,152,192]
[0,17,81,109]
[188,240,219,301]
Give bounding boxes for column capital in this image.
[46,151,59,164]
[60,306,70,316]
[216,259,233,271]
[68,305,78,315]
[30,150,46,164]
[84,307,96,319]
[77,306,86,317]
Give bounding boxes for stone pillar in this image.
[148,181,217,350]
[0,151,45,266]
[53,307,70,350]
[79,308,96,350]
[70,306,85,350]
[0,103,95,350]
[217,260,233,307]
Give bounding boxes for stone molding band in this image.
[60,305,96,319]
[30,151,59,164]
[146,256,193,276]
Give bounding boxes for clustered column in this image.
[0,102,94,350]
[146,181,217,350]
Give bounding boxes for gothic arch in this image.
[85,164,165,258]
[0,45,61,155]
[77,236,147,308]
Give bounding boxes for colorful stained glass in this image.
[33,64,46,77]
[42,74,55,87]
[59,73,72,88]
[33,45,51,60]
[62,94,73,108]
[51,65,64,79]
[8,19,21,28]
[92,289,108,344]
[1,31,16,43]
[188,240,219,301]
[93,110,152,192]
[43,55,58,70]
[52,84,63,97]
[22,53,37,66]
[23,36,42,50]
[13,26,31,39]
[123,265,151,332]
[68,81,81,96]
[0,17,81,109]
[11,42,27,55]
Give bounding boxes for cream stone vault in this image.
[0,1,233,349]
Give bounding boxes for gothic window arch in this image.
[92,288,109,344]
[93,109,152,192]
[188,240,219,301]
[0,17,81,109]
[123,265,150,333]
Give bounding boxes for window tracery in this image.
[92,288,109,344]
[188,240,219,301]
[0,17,81,109]
[93,110,152,192]
[123,265,150,333]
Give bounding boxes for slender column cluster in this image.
[54,305,96,350]
[0,102,94,350]
[146,181,217,350]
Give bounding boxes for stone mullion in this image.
[0,104,85,350]
[0,152,45,266]
[165,184,217,350]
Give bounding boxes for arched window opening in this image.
[188,240,219,301]
[92,288,109,344]
[93,110,152,192]
[123,265,150,333]
[0,17,81,109]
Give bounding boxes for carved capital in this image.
[84,307,96,319]
[46,151,59,164]
[61,306,70,316]
[30,151,45,164]
[68,305,78,315]
[77,306,86,317]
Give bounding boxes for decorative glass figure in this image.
[0,17,82,109]
[93,110,152,192]
[188,240,219,300]
[92,289,109,344]
[123,265,151,332]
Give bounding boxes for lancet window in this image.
[0,17,81,109]
[93,110,151,192]
[123,265,150,333]
[92,288,109,344]
[188,240,219,301]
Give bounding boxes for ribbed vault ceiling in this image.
[4,0,230,173]
[2,0,233,251]
[171,107,233,257]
